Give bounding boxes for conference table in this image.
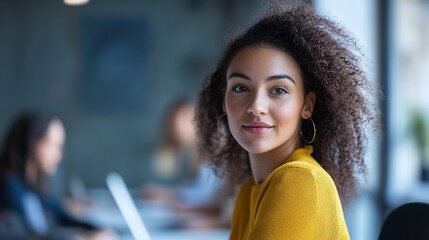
[80,189,230,240]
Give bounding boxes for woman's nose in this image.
[247,92,267,116]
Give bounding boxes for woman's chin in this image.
[241,143,272,155]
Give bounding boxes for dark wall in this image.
[0,0,266,190]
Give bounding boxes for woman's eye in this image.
[270,87,288,95]
[232,85,249,93]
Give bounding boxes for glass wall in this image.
[386,0,429,205]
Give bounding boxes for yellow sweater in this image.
[230,146,350,240]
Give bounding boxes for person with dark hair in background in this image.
[0,111,116,240]
[195,3,380,239]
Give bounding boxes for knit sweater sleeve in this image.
[249,165,347,240]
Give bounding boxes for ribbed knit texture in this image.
[230,146,350,240]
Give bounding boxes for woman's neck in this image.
[249,139,301,185]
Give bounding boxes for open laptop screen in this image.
[106,172,151,240]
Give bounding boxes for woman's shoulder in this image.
[0,173,35,211]
[270,156,336,190]
[0,173,28,192]
[262,158,341,213]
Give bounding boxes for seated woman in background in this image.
[0,111,116,240]
[143,98,231,229]
[150,98,199,185]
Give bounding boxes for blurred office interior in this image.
[0,0,429,239]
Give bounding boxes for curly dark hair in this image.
[195,4,380,204]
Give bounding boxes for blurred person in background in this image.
[143,98,231,229]
[150,98,199,185]
[0,111,116,240]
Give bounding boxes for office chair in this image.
[379,202,429,240]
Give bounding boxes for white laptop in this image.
[106,172,151,240]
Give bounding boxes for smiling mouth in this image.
[242,125,274,134]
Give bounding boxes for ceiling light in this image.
[64,0,90,6]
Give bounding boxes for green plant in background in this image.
[410,110,429,180]
[411,111,429,149]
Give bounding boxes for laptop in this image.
[106,172,151,240]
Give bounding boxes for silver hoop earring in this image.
[300,117,316,144]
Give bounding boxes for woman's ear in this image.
[301,92,316,119]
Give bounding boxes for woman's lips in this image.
[242,121,274,134]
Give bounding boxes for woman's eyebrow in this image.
[227,72,296,85]
[227,72,250,81]
[267,74,295,85]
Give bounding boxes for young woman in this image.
[195,4,380,239]
[0,112,115,240]
[150,98,199,184]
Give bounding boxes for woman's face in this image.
[172,105,196,145]
[34,119,65,175]
[224,45,315,155]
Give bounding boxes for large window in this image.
[386,0,429,205]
